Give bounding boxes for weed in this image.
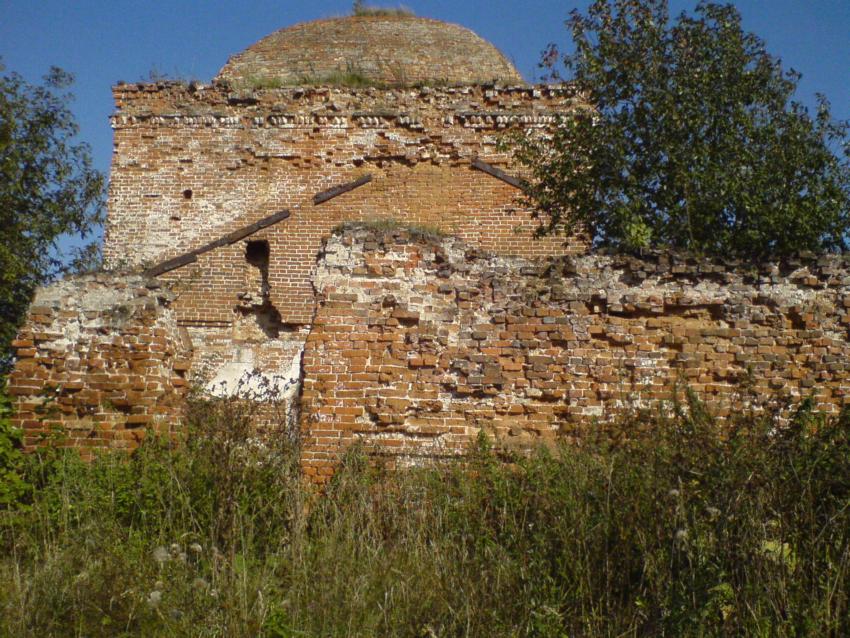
[1,389,848,635]
[304,69,376,88]
[352,1,414,18]
[0,378,30,509]
[333,218,447,242]
[237,68,382,90]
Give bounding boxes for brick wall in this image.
[12,227,850,469]
[299,227,850,481]
[6,275,191,457]
[105,82,586,327]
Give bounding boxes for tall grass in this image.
[1,390,848,636]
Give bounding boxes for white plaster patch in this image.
[205,347,302,402]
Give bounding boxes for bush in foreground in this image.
[1,392,848,636]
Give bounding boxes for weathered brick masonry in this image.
[102,78,584,413]
[7,275,191,457]
[9,226,850,471]
[9,14,850,475]
[105,81,585,323]
[9,14,589,460]
[100,19,585,406]
[300,227,850,480]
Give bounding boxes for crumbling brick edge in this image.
[8,226,850,480]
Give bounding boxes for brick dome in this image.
[216,15,524,87]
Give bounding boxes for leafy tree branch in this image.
[513,0,850,259]
[0,62,104,370]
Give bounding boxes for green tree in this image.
[513,0,850,258]
[0,62,104,371]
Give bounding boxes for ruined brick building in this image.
[9,15,582,460]
[9,15,850,479]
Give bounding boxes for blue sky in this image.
[2,0,849,250]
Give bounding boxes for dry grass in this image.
[1,389,849,636]
[333,218,446,242]
[352,2,414,18]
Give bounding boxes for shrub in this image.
[0,378,30,509]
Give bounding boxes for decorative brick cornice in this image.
[110,83,582,131]
[110,111,564,131]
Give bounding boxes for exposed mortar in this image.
[298,225,850,481]
[105,81,586,327]
[7,274,192,456]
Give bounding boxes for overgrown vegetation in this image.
[333,218,446,242]
[0,379,29,508]
[512,0,850,259]
[300,69,377,89]
[238,70,380,90]
[232,75,288,90]
[1,386,848,636]
[352,0,414,18]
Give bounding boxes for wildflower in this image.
[706,506,721,519]
[147,590,163,607]
[152,546,170,564]
[675,528,689,542]
[668,489,680,498]
[189,542,203,555]
[170,543,182,555]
